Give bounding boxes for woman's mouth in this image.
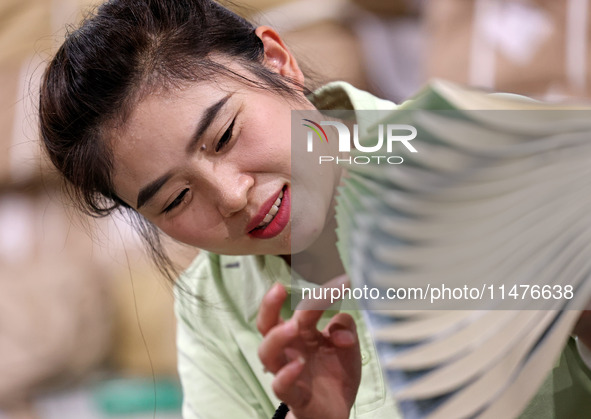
[255,190,283,229]
[249,186,290,239]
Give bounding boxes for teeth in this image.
[256,191,284,229]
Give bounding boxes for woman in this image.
[38,0,591,418]
[39,0,398,417]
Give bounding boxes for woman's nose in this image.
[213,172,254,218]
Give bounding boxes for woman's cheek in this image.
[160,214,203,247]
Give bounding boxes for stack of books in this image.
[335,81,591,418]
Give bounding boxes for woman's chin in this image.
[289,230,324,256]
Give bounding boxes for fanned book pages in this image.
[334,81,591,419]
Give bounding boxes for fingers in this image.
[326,313,358,348]
[259,313,357,374]
[257,283,288,336]
[292,309,326,338]
[292,274,350,336]
[271,357,309,407]
[295,274,350,311]
[258,321,299,373]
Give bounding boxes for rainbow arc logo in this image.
[302,119,329,143]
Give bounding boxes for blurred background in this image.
[1,0,590,418]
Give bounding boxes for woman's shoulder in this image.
[174,252,291,324]
[310,81,397,112]
[176,252,287,289]
[178,250,219,283]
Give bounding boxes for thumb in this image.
[327,313,358,348]
[296,274,350,311]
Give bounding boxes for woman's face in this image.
[110,70,341,256]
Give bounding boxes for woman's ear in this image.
[255,26,305,85]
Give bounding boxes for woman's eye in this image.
[163,188,189,213]
[215,118,236,152]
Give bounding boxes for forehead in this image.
[128,80,225,126]
[113,77,236,148]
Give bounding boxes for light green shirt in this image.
[175,252,400,418]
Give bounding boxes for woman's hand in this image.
[257,276,361,419]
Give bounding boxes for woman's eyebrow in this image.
[137,172,173,209]
[186,93,233,154]
[136,93,234,210]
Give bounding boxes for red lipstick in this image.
[248,186,290,239]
